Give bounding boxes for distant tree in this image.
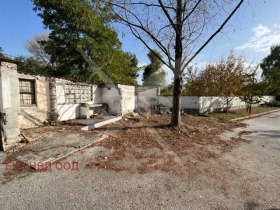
[182,65,198,95]
[143,51,166,87]
[32,0,139,85]
[143,70,166,87]
[185,52,247,111]
[14,56,52,76]
[260,44,280,95]
[25,33,51,66]
[17,33,56,76]
[183,65,198,85]
[239,66,263,114]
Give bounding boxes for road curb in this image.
[230,108,280,122]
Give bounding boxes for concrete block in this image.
[81,116,122,131]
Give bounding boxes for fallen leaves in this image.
[86,114,248,178]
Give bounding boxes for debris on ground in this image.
[2,113,249,184]
[86,114,248,178]
[151,105,171,115]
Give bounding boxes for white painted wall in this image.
[118,84,135,115]
[56,83,66,104]
[199,96,276,113]
[0,61,21,146]
[92,85,102,103]
[57,104,80,121]
[158,95,276,113]
[199,97,243,113]
[261,96,276,103]
[158,96,172,107]
[136,86,159,111]
[101,84,121,115]
[159,96,200,109]
[56,83,78,121]
[56,81,103,121]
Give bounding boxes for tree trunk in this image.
[171,0,183,127]
[248,104,252,115]
[171,76,182,127]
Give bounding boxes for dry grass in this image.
[208,106,279,122]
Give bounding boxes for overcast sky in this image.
[1,0,280,84]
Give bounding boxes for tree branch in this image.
[182,0,244,72]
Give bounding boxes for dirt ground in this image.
[3,113,247,183]
[86,114,249,178]
[1,112,280,209]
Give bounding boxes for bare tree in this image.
[103,0,244,127]
[25,33,51,66]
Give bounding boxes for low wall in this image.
[159,96,200,113]
[261,96,276,103]
[158,95,276,114]
[199,97,245,113]
[136,86,159,112]
[199,96,276,113]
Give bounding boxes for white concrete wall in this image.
[92,85,102,103]
[57,104,80,121]
[0,61,21,148]
[199,97,241,113]
[56,80,102,121]
[158,96,172,107]
[118,84,135,115]
[101,84,121,115]
[56,83,79,121]
[136,86,159,111]
[157,95,276,113]
[199,96,276,113]
[261,96,276,103]
[159,96,200,109]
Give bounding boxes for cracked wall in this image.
[0,60,21,149]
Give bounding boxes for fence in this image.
[136,86,275,114]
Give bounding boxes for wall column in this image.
[49,78,58,124]
[0,58,21,151]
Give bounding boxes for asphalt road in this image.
[0,111,279,210]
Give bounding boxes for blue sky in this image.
[1,0,280,83]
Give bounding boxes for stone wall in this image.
[18,73,50,129]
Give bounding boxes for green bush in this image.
[160,88,173,96]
